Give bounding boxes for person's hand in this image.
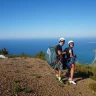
[62,52,66,54]
[74,55,77,58]
[74,57,76,60]
[74,55,77,60]
[64,52,66,54]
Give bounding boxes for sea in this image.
[0,37,96,64]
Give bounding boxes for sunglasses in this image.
[60,41,65,43]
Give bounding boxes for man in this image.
[55,37,66,83]
[65,40,76,84]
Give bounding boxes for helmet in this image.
[68,40,74,45]
[59,37,65,42]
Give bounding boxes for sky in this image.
[0,0,96,39]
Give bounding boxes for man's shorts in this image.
[54,60,63,71]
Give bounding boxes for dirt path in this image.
[0,57,96,96]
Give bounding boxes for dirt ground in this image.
[0,57,96,96]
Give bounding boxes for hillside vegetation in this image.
[0,48,96,95]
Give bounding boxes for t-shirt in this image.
[55,44,62,55]
[55,44,62,60]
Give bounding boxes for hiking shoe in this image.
[59,79,63,83]
[58,77,63,83]
[69,80,76,84]
[66,77,71,81]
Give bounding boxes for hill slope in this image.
[0,57,96,96]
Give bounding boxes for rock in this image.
[0,55,8,59]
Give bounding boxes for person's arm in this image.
[57,50,63,60]
[69,49,76,59]
[57,50,62,56]
[62,51,66,55]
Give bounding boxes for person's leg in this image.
[70,67,74,81]
[56,70,59,77]
[66,62,71,79]
[57,61,63,83]
[69,64,76,84]
[58,70,61,77]
[55,69,62,81]
[70,64,75,80]
[68,68,71,78]
[58,70,63,83]
[55,63,59,77]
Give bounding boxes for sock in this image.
[56,74,59,77]
[58,77,61,81]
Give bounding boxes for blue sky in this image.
[0,0,96,39]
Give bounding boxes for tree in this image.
[34,51,45,60]
[0,48,9,55]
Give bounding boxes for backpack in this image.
[64,47,76,64]
[64,47,70,59]
[45,46,57,69]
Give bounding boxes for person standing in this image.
[55,37,66,83]
[65,40,76,84]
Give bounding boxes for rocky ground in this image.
[0,57,96,96]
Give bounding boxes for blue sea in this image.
[0,38,96,64]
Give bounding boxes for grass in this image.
[15,69,20,73]
[88,83,96,92]
[12,58,17,60]
[25,65,33,68]
[14,86,33,94]
[6,52,96,81]
[75,63,96,93]
[23,88,33,94]
[14,86,22,93]
[75,63,96,80]
[30,74,42,78]
[14,79,22,83]
[58,83,64,87]
[8,54,20,58]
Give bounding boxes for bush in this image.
[20,52,27,58]
[7,51,45,60]
[23,89,33,93]
[75,63,96,80]
[0,48,9,55]
[89,83,96,92]
[8,54,19,58]
[14,86,22,93]
[33,51,45,60]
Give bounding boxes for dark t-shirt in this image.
[55,44,62,55]
[55,44,62,60]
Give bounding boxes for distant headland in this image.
[88,42,96,44]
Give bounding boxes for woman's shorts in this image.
[66,63,75,69]
[54,60,63,71]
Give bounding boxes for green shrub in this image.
[15,69,20,73]
[7,51,45,60]
[14,86,22,93]
[20,52,27,58]
[88,83,96,92]
[14,79,22,83]
[75,63,96,80]
[8,54,19,58]
[30,74,42,78]
[0,48,9,55]
[33,51,45,60]
[23,88,33,94]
